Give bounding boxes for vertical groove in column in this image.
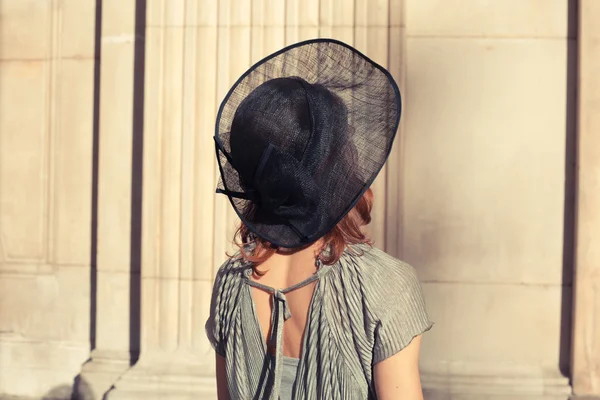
[385,0,404,258]
[157,0,186,353]
[194,0,218,283]
[271,0,286,54]
[285,0,295,45]
[152,0,167,352]
[251,0,286,63]
[141,0,159,353]
[355,0,390,249]
[284,0,296,46]
[225,0,251,248]
[178,0,194,350]
[178,0,190,352]
[352,0,357,46]
[143,0,165,353]
[213,0,231,274]
[225,0,237,249]
[191,0,220,356]
[46,0,61,263]
[194,0,219,284]
[286,0,319,45]
[251,0,261,63]
[319,0,329,38]
[283,0,288,45]
[354,0,364,47]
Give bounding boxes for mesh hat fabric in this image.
[214,39,401,248]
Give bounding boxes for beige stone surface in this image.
[0,0,97,61]
[0,0,51,60]
[399,2,575,398]
[403,38,569,285]
[77,0,140,399]
[0,266,89,339]
[54,59,95,265]
[0,61,48,260]
[421,282,566,368]
[100,0,136,36]
[406,0,573,38]
[2,0,597,398]
[61,0,97,58]
[0,335,90,397]
[0,1,96,398]
[420,281,571,397]
[572,0,600,396]
[95,40,135,274]
[92,270,133,351]
[0,267,91,397]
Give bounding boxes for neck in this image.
[253,241,323,278]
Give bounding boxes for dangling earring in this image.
[243,232,257,256]
[315,257,323,269]
[316,244,331,269]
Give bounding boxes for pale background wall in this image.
[403,1,575,398]
[0,1,598,400]
[0,0,96,397]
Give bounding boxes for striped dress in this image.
[205,245,433,399]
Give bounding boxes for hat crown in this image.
[214,39,401,248]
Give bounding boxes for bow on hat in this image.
[215,136,320,240]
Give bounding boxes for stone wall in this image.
[0,0,96,397]
[403,1,575,398]
[0,1,598,399]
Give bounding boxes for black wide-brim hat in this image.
[214,38,401,248]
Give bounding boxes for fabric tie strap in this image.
[273,289,292,321]
[244,259,329,400]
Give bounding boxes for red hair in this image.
[233,188,374,267]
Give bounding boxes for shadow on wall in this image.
[559,0,578,380]
[87,0,146,365]
[14,375,96,400]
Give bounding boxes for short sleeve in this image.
[205,262,231,357]
[371,260,433,364]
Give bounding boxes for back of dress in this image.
[206,245,433,399]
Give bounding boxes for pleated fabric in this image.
[206,245,433,399]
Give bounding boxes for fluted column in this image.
[77,0,140,398]
[571,0,600,397]
[105,1,400,399]
[106,0,231,398]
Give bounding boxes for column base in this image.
[104,354,217,400]
[76,350,133,400]
[0,334,89,398]
[421,368,572,400]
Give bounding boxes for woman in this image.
[206,39,433,399]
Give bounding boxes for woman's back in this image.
[250,245,321,359]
